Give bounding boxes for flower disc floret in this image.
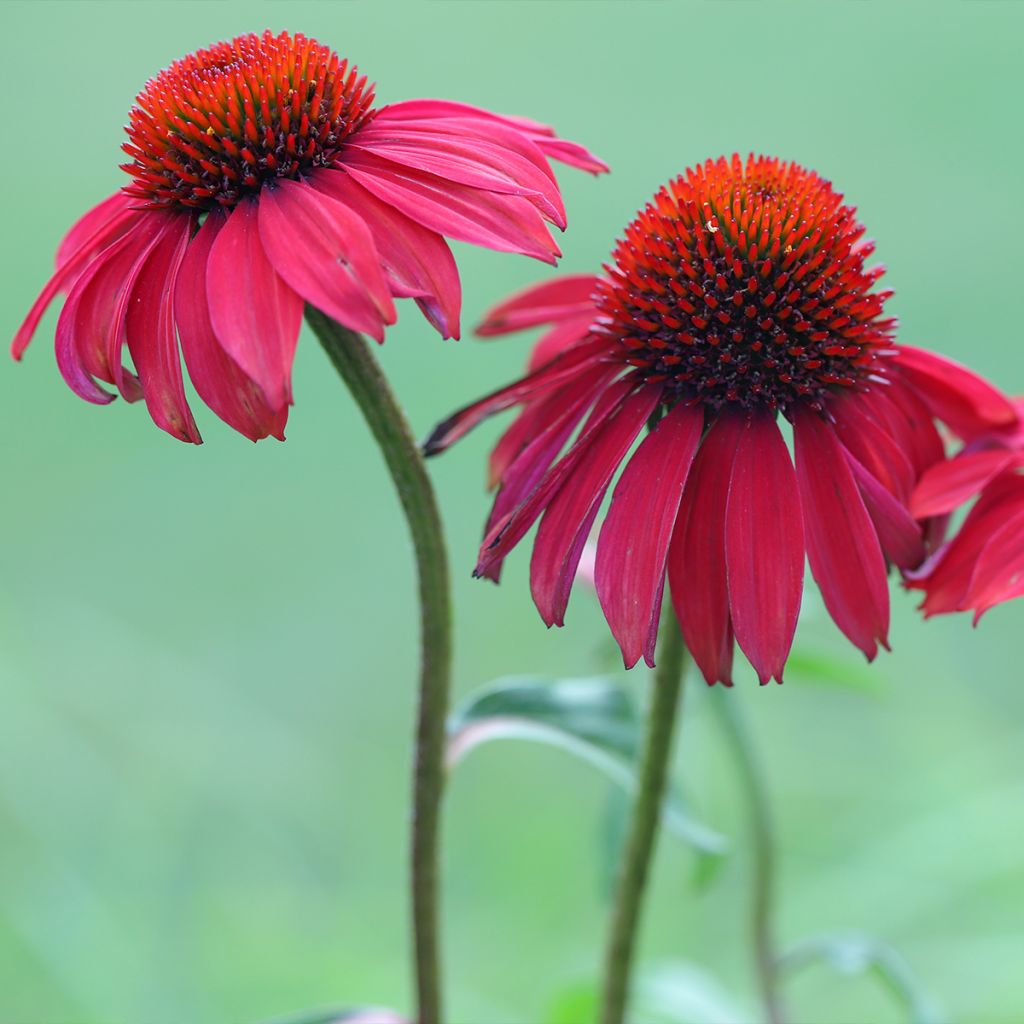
[122,30,375,210]
[596,154,896,413]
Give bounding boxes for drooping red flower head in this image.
[907,396,1024,620]
[12,30,606,443]
[427,154,1017,685]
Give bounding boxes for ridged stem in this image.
[307,308,449,1024]
[598,610,689,1024]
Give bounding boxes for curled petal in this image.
[911,449,1020,519]
[124,213,202,443]
[895,345,1018,439]
[847,452,926,570]
[312,169,460,339]
[340,151,560,264]
[258,179,395,342]
[206,199,303,410]
[176,212,287,442]
[963,508,1024,620]
[55,192,136,269]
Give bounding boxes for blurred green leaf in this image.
[447,677,727,855]
[784,648,882,692]
[779,932,944,1024]
[545,980,599,1024]
[259,1008,407,1024]
[636,961,750,1023]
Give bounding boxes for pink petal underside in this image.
[351,120,566,227]
[423,336,609,455]
[476,274,602,336]
[55,192,135,269]
[339,151,560,264]
[724,413,805,685]
[668,414,745,687]
[962,506,1024,620]
[176,212,288,442]
[311,169,461,339]
[895,345,1018,439]
[528,317,595,372]
[123,214,202,443]
[475,377,640,581]
[863,378,947,478]
[258,179,395,342]
[908,474,1024,616]
[596,402,704,669]
[54,219,165,405]
[12,203,143,361]
[206,198,303,410]
[375,100,609,174]
[828,392,916,501]
[910,448,1020,519]
[846,451,926,570]
[530,385,662,627]
[793,406,890,660]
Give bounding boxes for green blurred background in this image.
[2,2,1022,1022]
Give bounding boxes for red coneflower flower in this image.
[12,30,606,444]
[908,397,1024,620]
[427,154,1017,685]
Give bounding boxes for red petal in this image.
[55,192,135,269]
[794,406,890,659]
[963,507,1024,620]
[352,118,566,227]
[846,451,926,570]
[373,99,609,174]
[258,179,395,342]
[423,336,608,455]
[123,214,202,443]
[725,413,805,684]
[206,199,303,410]
[530,385,662,627]
[176,212,288,442]
[668,414,745,686]
[528,317,595,371]
[596,402,704,668]
[895,345,1018,439]
[864,378,946,478]
[12,202,142,361]
[828,392,915,501]
[911,449,1020,518]
[340,151,560,264]
[312,169,460,339]
[475,274,601,336]
[475,377,638,581]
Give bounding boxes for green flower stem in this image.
[307,308,450,1024]
[710,689,785,1024]
[599,608,690,1024]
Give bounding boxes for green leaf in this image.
[636,961,750,1023]
[447,677,727,855]
[545,980,599,1024]
[258,1008,407,1024]
[784,648,882,692]
[779,932,944,1024]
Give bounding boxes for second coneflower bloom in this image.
[12,30,605,443]
[428,154,1017,684]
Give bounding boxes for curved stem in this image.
[307,308,449,1024]
[598,609,689,1024]
[710,690,785,1024]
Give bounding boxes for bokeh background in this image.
[2,2,1022,1022]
